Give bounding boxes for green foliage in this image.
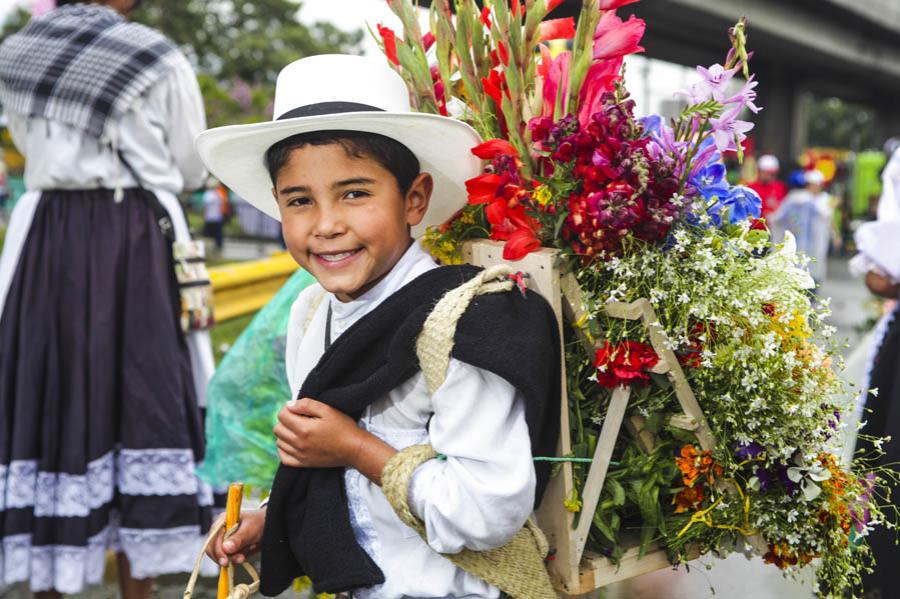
[134,0,362,86]
[0,2,363,129]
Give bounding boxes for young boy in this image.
[197,55,559,597]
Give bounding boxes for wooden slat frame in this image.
[461,240,718,594]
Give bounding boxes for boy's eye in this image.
[286,196,311,207]
[345,190,371,200]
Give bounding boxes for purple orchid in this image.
[709,104,754,152]
[678,63,740,104]
[722,76,761,114]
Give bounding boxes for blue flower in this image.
[691,162,729,200]
[640,114,663,137]
[707,185,762,226]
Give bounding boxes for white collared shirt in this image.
[284,241,536,598]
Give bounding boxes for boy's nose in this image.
[314,208,347,238]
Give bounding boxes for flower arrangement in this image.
[379,0,895,595]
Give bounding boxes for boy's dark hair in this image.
[265,130,421,194]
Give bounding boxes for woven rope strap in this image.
[416,264,514,395]
[183,517,260,599]
[382,445,555,599]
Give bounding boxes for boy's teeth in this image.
[320,251,354,262]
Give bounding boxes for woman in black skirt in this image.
[0,1,215,597]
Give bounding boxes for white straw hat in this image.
[195,54,483,237]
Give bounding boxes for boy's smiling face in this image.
[274,143,432,302]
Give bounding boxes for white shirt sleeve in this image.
[155,53,207,191]
[407,358,536,553]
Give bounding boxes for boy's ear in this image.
[404,172,433,228]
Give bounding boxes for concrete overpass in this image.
[550,0,900,161]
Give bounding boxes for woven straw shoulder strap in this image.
[391,267,555,598]
[416,264,514,395]
[382,445,555,599]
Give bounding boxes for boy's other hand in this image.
[206,508,265,567]
[274,398,364,468]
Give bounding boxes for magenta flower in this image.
[592,11,645,61]
[537,46,571,118]
[31,0,55,17]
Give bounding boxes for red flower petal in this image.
[599,0,640,9]
[422,32,436,51]
[471,139,519,160]
[546,0,566,13]
[377,24,400,66]
[539,17,576,41]
[481,6,492,29]
[497,41,510,66]
[466,174,503,204]
[503,227,541,260]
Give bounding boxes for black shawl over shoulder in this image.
[260,265,560,595]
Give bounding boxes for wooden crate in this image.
[462,239,716,595]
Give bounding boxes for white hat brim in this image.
[195,111,483,238]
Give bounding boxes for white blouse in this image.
[0,49,214,403]
[284,241,537,599]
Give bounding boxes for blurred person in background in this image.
[849,138,900,597]
[0,0,216,597]
[202,177,227,253]
[769,170,834,285]
[748,154,787,219]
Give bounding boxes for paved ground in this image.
[0,259,876,599]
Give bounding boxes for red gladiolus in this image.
[466,174,504,204]
[592,11,645,61]
[512,0,522,16]
[481,6,492,29]
[378,24,400,66]
[497,41,510,66]
[546,0,566,13]
[599,0,640,9]
[471,139,518,160]
[422,32,436,51]
[504,227,541,260]
[594,340,659,388]
[539,17,576,41]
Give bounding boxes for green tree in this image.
[135,0,362,87]
[0,2,363,128]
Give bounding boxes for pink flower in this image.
[592,11,645,60]
[578,58,623,125]
[537,45,570,117]
[31,0,55,17]
[539,17,576,41]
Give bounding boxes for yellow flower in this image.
[563,488,583,513]
[533,184,552,206]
